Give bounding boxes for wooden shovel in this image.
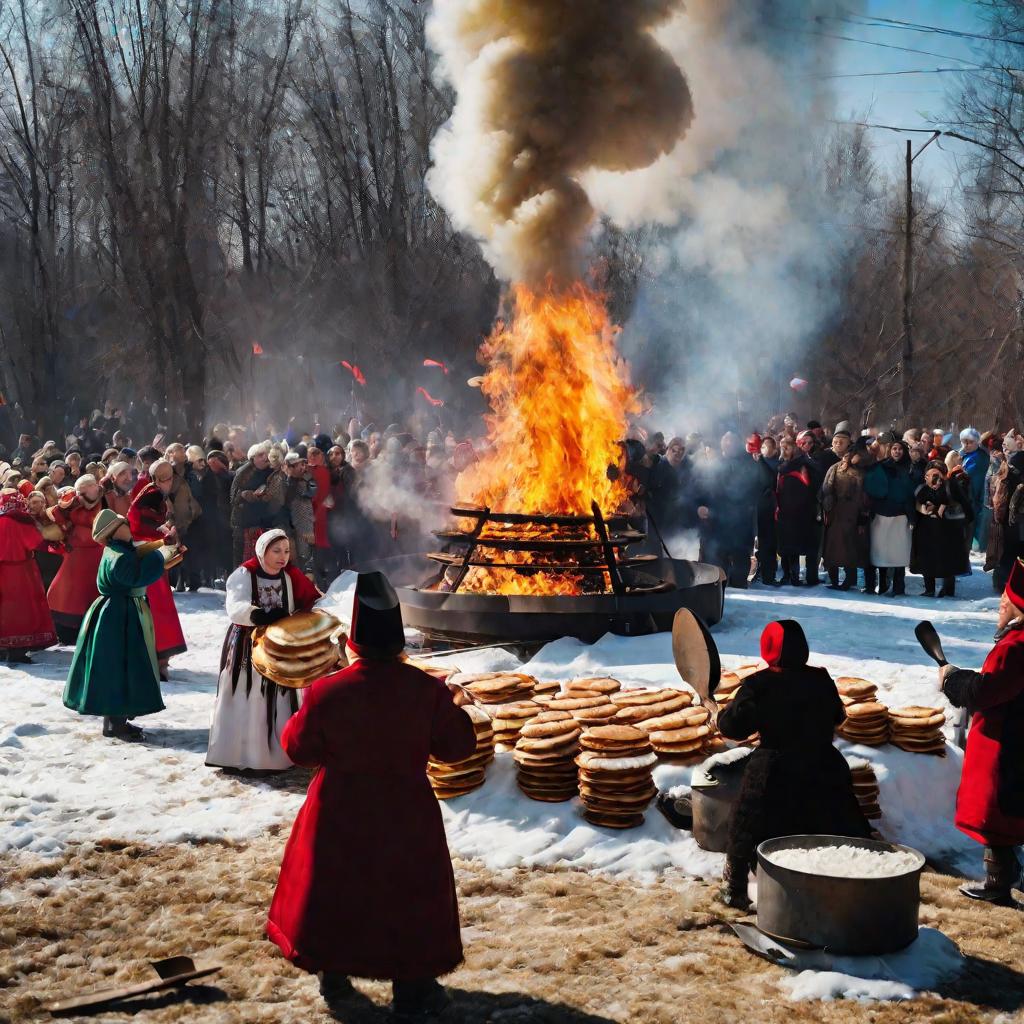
[45,956,221,1015]
[671,607,721,707]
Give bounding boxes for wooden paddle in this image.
[671,608,721,705]
[45,957,221,1015]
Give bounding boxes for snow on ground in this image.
[1,562,994,878]
[775,926,965,1002]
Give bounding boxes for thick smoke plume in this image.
[427,0,693,285]
[581,0,868,431]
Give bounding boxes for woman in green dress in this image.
[63,508,168,741]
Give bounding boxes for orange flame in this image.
[453,281,640,596]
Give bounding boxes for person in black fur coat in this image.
[716,620,872,909]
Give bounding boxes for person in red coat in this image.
[267,571,476,1019]
[941,556,1024,906]
[0,490,58,662]
[46,475,105,643]
[127,459,187,675]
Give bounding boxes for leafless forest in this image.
[1,0,1023,439]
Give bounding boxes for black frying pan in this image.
[914,620,947,666]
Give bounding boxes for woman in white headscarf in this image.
[206,529,321,771]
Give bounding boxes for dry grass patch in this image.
[0,836,1022,1023]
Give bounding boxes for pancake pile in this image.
[715,671,743,705]
[836,676,878,705]
[576,725,658,828]
[563,676,622,698]
[427,705,494,799]
[251,610,343,688]
[708,670,759,747]
[489,701,539,750]
[847,758,882,820]
[889,705,947,756]
[608,688,709,761]
[513,711,582,802]
[532,679,561,698]
[454,672,537,704]
[836,699,890,746]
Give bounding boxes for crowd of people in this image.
[629,416,1024,598]
[2,407,1023,669]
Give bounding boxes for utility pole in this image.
[900,131,940,421]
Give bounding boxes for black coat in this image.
[910,482,969,579]
[775,454,818,556]
[696,454,760,550]
[643,456,696,535]
[718,666,871,869]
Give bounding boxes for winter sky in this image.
[830,1,995,201]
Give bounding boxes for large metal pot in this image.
[756,834,925,955]
[689,749,751,853]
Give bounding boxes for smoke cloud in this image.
[427,0,694,286]
[582,0,867,432]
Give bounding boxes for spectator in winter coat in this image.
[821,440,873,589]
[775,438,820,586]
[635,437,695,553]
[864,436,916,596]
[695,433,761,588]
[206,450,234,585]
[754,436,780,585]
[282,451,317,571]
[958,428,990,551]
[911,461,970,597]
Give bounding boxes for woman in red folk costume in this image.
[267,572,476,1020]
[127,458,186,677]
[0,490,58,663]
[206,529,320,772]
[940,557,1024,907]
[46,474,105,644]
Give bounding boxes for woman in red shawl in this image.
[267,571,475,1019]
[0,490,57,662]
[127,458,186,675]
[716,620,871,909]
[941,557,1024,906]
[46,474,105,643]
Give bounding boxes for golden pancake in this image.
[648,723,711,745]
[565,676,622,695]
[263,610,340,646]
[614,694,691,723]
[609,688,672,707]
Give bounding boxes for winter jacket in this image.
[959,446,991,518]
[775,454,818,557]
[910,482,969,579]
[864,455,916,518]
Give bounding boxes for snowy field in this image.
[1,560,993,878]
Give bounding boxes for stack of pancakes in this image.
[427,705,494,799]
[513,711,582,801]
[708,670,760,746]
[576,725,658,828]
[489,701,539,750]
[532,679,560,698]
[889,705,947,756]
[251,610,343,688]
[609,688,710,761]
[714,671,743,705]
[847,758,882,819]
[836,699,890,746]
[836,676,878,706]
[454,672,537,704]
[563,676,622,698]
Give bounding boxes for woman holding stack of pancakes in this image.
[206,528,321,772]
[716,620,871,910]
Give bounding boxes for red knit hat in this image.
[1007,558,1024,613]
[746,432,763,454]
[760,620,809,669]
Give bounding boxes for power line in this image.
[766,22,984,66]
[811,66,1017,79]
[830,10,1024,48]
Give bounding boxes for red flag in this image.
[423,358,449,374]
[252,342,264,355]
[417,386,444,407]
[341,361,367,385]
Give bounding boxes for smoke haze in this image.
[426,0,694,286]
